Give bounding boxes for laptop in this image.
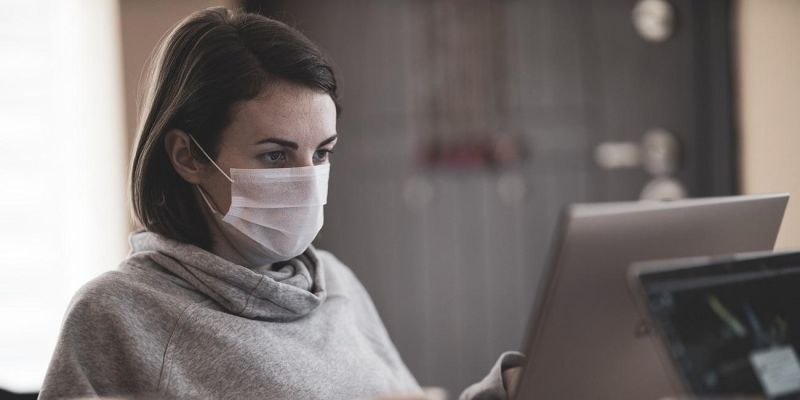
[630,251,800,400]
[514,193,789,400]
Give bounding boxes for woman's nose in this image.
[289,152,315,168]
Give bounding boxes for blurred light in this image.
[0,0,127,392]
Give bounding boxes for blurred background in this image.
[0,0,798,397]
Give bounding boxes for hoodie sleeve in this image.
[38,272,166,400]
[318,250,527,400]
[317,250,425,394]
[458,351,526,400]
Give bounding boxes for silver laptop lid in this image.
[515,193,789,400]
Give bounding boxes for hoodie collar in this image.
[126,230,326,321]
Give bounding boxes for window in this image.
[0,0,127,392]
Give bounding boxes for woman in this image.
[39,7,524,400]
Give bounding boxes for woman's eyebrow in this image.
[256,138,299,150]
[317,134,338,148]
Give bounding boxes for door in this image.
[584,0,737,201]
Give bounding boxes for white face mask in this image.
[189,135,329,266]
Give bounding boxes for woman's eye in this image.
[265,151,286,162]
[313,149,333,162]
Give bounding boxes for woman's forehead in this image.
[223,81,337,146]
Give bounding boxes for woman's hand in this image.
[502,366,523,399]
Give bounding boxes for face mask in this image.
[189,135,329,266]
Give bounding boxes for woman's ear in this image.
[164,129,207,184]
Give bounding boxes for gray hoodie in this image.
[38,231,523,399]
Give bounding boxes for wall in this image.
[736,0,800,249]
[119,0,236,159]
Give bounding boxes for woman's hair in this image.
[130,6,340,249]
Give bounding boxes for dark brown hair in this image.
[130,6,340,249]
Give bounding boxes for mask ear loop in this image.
[187,134,233,215]
[196,185,222,215]
[187,134,234,183]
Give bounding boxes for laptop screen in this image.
[639,253,800,399]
